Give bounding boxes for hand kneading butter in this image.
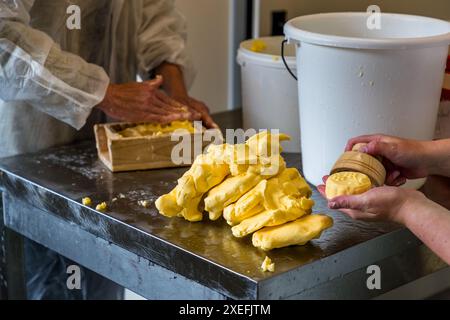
[325,172,372,199]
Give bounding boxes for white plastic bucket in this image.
[237,36,300,153]
[284,13,450,186]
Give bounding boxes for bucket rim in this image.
[237,48,297,69]
[238,36,296,64]
[237,37,297,69]
[284,12,450,50]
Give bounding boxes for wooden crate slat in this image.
[94,122,222,172]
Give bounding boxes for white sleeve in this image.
[0,0,110,130]
[137,0,195,88]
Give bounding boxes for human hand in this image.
[345,134,434,186]
[172,95,219,129]
[97,76,201,124]
[318,176,427,224]
[155,62,219,129]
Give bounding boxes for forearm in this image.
[0,20,109,129]
[155,62,188,98]
[425,139,450,177]
[138,0,194,86]
[155,62,218,129]
[402,196,450,264]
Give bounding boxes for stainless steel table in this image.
[0,110,448,300]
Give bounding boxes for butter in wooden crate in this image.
[94,121,223,172]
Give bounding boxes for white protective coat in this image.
[0,0,194,157]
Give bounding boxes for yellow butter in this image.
[82,197,92,206]
[224,168,313,228]
[261,256,275,272]
[252,214,334,251]
[203,133,289,221]
[250,40,267,53]
[156,188,203,222]
[223,180,267,225]
[156,152,230,222]
[325,172,372,199]
[176,154,230,206]
[178,194,204,222]
[155,189,182,218]
[190,157,230,193]
[210,139,288,177]
[246,132,290,162]
[205,173,263,221]
[224,203,265,226]
[96,202,107,211]
[263,168,312,211]
[156,131,314,236]
[231,208,307,238]
[155,130,334,252]
[118,120,196,137]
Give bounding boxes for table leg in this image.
[0,191,5,299]
[0,192,27,300]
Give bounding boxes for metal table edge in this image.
[0,168,259,299]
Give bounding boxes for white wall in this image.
[176,0,450,113]
[259,0,450,36]
[176,0,232,114]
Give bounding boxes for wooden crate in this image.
[94,122,223,172]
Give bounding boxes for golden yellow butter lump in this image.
[82,197,92,206]
[177,194,204,222]
[217,132,289,177]
[263,168,313,211]
[325,172,372,199]
[231,207,308,238]
[225,168,313,231]
[155,189,182,218]
[156,131,291,222]
[155,151,230,222]
[204,132,289,221]
[223,180,267,226]
[96,202,107,212]
[205,173,263,221]
[250,39,267,53]
[233,180,267,217]
[261,256,275,272]
[156,189,204,222]
[118,120,196,137]
[176,154,230,205]
[252,214,334,251]
[246,131,290,156]
[224,203,264,226]
[214,145,287,177]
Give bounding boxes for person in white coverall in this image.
[0,0,216,299]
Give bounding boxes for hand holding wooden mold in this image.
[156,132,333,251]
[325,143,386,199]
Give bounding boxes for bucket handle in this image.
[281,39,298,81]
